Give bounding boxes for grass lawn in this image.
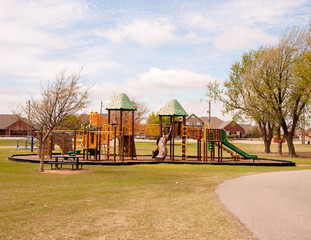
[0,139,19,147]
[1,142,311,239]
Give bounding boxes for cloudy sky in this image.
[0,0,310,121]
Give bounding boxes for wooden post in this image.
[113,124,117,162]
[108,110,111,124]
[73,130,76,155]
[98,127,101,161]
[172,116,175,161]
[169,116,172,160]
[86,128,89,161]
[122,127,125,162]
[131,110,135,160]
[220,129,223,162]
[159,116,163,137]
[107,125,110,161]
[198,129,201,161]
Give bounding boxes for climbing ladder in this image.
[181,125,188,160]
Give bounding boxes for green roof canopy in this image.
[106,93,136,111]
[158,99,188,116]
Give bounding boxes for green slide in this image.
[221,129,258,159]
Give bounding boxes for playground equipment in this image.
[17,136,38,152]
[197,127,258,162]
[156,99,189,161]
[36,93,257,163]
[74,93,137,161]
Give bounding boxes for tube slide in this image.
[221,129,258,159]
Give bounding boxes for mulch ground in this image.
[14,154,292,165]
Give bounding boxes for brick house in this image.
[218,121,246,137]
[185,114,246,138]
[0,114,36,136]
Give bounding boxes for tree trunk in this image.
[40,144,45,172]
[276,127,283,155]
[39,136,45,172]
[258,121,273,154]
[281,119,297,157]
[285,133,297,157]
[263,138,271,154]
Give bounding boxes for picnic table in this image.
[47,155,84,170]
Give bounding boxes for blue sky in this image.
[0,0,310,121]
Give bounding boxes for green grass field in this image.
[1,141,311,239]
[0,139,19,147]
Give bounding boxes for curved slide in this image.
[221,129,258,159]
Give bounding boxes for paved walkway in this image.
[217,170,311,240]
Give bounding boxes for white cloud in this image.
[182,0,307,49]
[185,14,220,32]
[215,26,276,51]
[0,0,93,82]
[222,0,308,25]
[94,19,176,47]
[125,68,220,94]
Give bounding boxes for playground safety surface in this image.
[9,154,295,166]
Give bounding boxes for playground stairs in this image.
[215,142,242,162]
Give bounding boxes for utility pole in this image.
[100,101,103,115]
[200,98,211,123]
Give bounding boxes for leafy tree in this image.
[207,26,311,157]
[55,114,85,130]
[21,68,90,172]
[108,96,148,125]
[249,27,310,156]
[146,112,170,124]
[207,50,275,153]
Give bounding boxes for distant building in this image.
[217,121,245,138]
[0,114,36,136]
[185,114,246,138]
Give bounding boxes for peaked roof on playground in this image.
[158,99,188,116]
[106,93,136,111]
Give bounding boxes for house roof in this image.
[240,124,254,132]
[217,121,233,129]
[0,114,30,129]
[158,99,188,116]
[106,93,136,111]
[186,114,203,123]
[200,116,224,128]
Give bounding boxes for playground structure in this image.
[17,136,38,152]
[39,93,258,163]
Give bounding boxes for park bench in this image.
[47,155,84,170]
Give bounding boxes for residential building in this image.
[185,114,246,137]
[0,114,36,136]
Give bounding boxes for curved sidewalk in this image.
[217,170,311,240]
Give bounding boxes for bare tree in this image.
[21,68,90,172]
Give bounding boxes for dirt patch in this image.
[43,169,93,175]
[264,152,311,158]
[296,164,311,167]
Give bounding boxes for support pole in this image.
[169,116,172,160]
[98,127,101,161]
[122,127,125,162]
[113,125,117,162]
[86,128,89,161]
[159,116,163,137]
[182,116,186,161]
[73,130,76,155]
[172,116,175,161]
